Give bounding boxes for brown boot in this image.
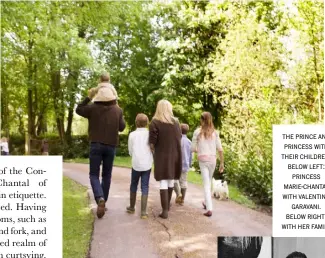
[126,192,136,214]
[97,197,106,219]
[174,182,182,204]
[180,188,186,205]
[175,195,182,204]
[141,195,148,219]
[159,189,168,219]
[168,187,173,210]
[174,182,180,198]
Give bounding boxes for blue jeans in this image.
[130,168,151,195]
[89,142,115,203]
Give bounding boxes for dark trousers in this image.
[89,142,115,203]
[130,168,151,195]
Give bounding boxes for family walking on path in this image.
[76,72,224,220]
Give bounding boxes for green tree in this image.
[288,0,324,122]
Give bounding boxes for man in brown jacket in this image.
[76,81,126,218]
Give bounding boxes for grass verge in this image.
[63,176,94,258]
[65,156,256,209]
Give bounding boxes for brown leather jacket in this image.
[76,98,126,146]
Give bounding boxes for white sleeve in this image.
[128,133,133,156]
[215,131,223,151]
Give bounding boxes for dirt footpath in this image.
[63,163,272,258]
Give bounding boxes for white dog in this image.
[212,179,229,200]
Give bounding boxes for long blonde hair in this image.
[153,100,176,124]
[199,112,215,139]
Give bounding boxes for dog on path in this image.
[212,178,229,200]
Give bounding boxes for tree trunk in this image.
[27,36,36,137]
[65,70,80,142]
[65,25,85,142]
[1,73,9,136]
[36,113,46,136]
[312,44,322,122]
[51,69,65,143]
[18,114,25,137]
[56,118,65,142]
[27,72,34,136]
[27,87,34,136]
[66,108,74,142]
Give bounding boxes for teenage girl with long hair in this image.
[192,112,224,217]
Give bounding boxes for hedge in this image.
[8,134,129,158]
[8,133,272,205]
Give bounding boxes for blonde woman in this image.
[192,112,224,217]
[149,100,182,219]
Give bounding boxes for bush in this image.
[115,134,128,156]
[222,146,272,206]
[220,131,273,205]
[8,135,25,155]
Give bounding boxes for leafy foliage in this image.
[1,0,324,205]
